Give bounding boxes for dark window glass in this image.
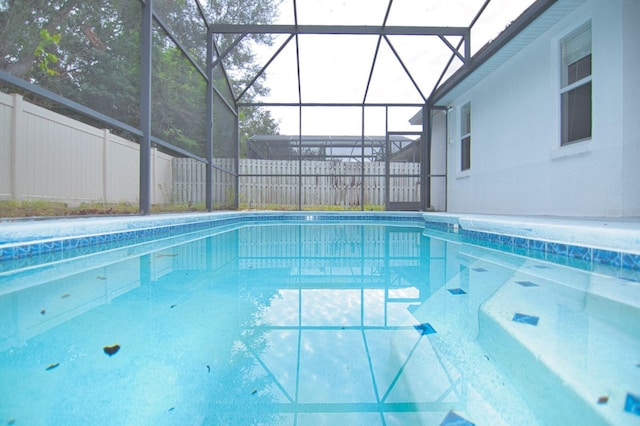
[567,54,591,86]
[461,136,471,171]
[561,82,591,145]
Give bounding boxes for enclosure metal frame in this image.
[219,16,473,210]
[0,0,558,213]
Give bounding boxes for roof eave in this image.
[429,0,559,106]
[409,0,567,126]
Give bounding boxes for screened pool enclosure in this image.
[0,0,543,213]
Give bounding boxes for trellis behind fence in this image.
[172,158,420,207]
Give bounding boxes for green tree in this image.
[0,0,281,157]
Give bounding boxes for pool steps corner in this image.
[478,267,640,426]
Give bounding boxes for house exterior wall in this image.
[441,0,639,216]
[621,0,640,216]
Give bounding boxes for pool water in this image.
[0,222,638,425]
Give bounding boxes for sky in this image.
[244,0,537,135]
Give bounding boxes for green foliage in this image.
[0,0,281,158]
[34,29,61,76]
[239,106,280,158]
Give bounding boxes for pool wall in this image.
[1,212,639,275]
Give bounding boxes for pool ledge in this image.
[423,213,640,254]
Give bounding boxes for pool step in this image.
[389,260,542,425]
[478,267,640,425]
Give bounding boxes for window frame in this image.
[559,21,592,147]
[459,102,471,173]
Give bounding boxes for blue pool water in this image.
[0,217,639,425]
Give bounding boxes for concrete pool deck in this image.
[421,213,640,255]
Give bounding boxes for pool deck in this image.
[422,213,640,254]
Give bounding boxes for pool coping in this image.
[0,211,639,272]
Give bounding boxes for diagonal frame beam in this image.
[211,33,248,69]
[363,0,394,104]
[235,34,295,103]
[383,35,427,103]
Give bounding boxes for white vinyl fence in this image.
[0,92,173,205]
[0,91,422,209]
[172,158,421,208]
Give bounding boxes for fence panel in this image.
[173,158,420,208]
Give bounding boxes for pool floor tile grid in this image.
[229,325,487,424]
[0,236,530,425]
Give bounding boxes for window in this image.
[560,23,591,145]
[460,102,471,171]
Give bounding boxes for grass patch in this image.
[1,199,384,218]
[0,200,140,218]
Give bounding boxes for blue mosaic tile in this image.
[460,229,477,239]
[39,240,60,254]
[0,246,13,261]
[568,245,592,261]
[14,244,38,259]
[593,249,622,267]
[440,410,475,426]
[62,238,80,250]
[484,233,500,243]
[622,253,640,271]
[512,237,528,249]
[547,243,568,256]
[624,393,640,416]
[529,239,547,253]
[496,234,514,245]
[516,280,540,287]
[448,288,467,295]
[414,323,437,335]
[512,313,539,326]
[472,267,487,272]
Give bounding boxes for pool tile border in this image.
[424,222,640,273]
[0,213,423,263]
[1,213,638,275]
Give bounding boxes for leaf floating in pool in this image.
[45,362,60,371]
[251,389,257,395]
[597,395,609,404]
[61,293,70,299]
[168,407,175,412]
[206,365,210,373]
[170,304,176,309]
[40,309,46,315]
[96,276,107,280]
[103,344,121,357]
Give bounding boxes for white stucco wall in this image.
[441,0,639,217]
[621,0,640,216]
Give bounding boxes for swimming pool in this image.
[0,212,639,425]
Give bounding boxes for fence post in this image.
[10,94,25,200]
[102,129,109,202]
